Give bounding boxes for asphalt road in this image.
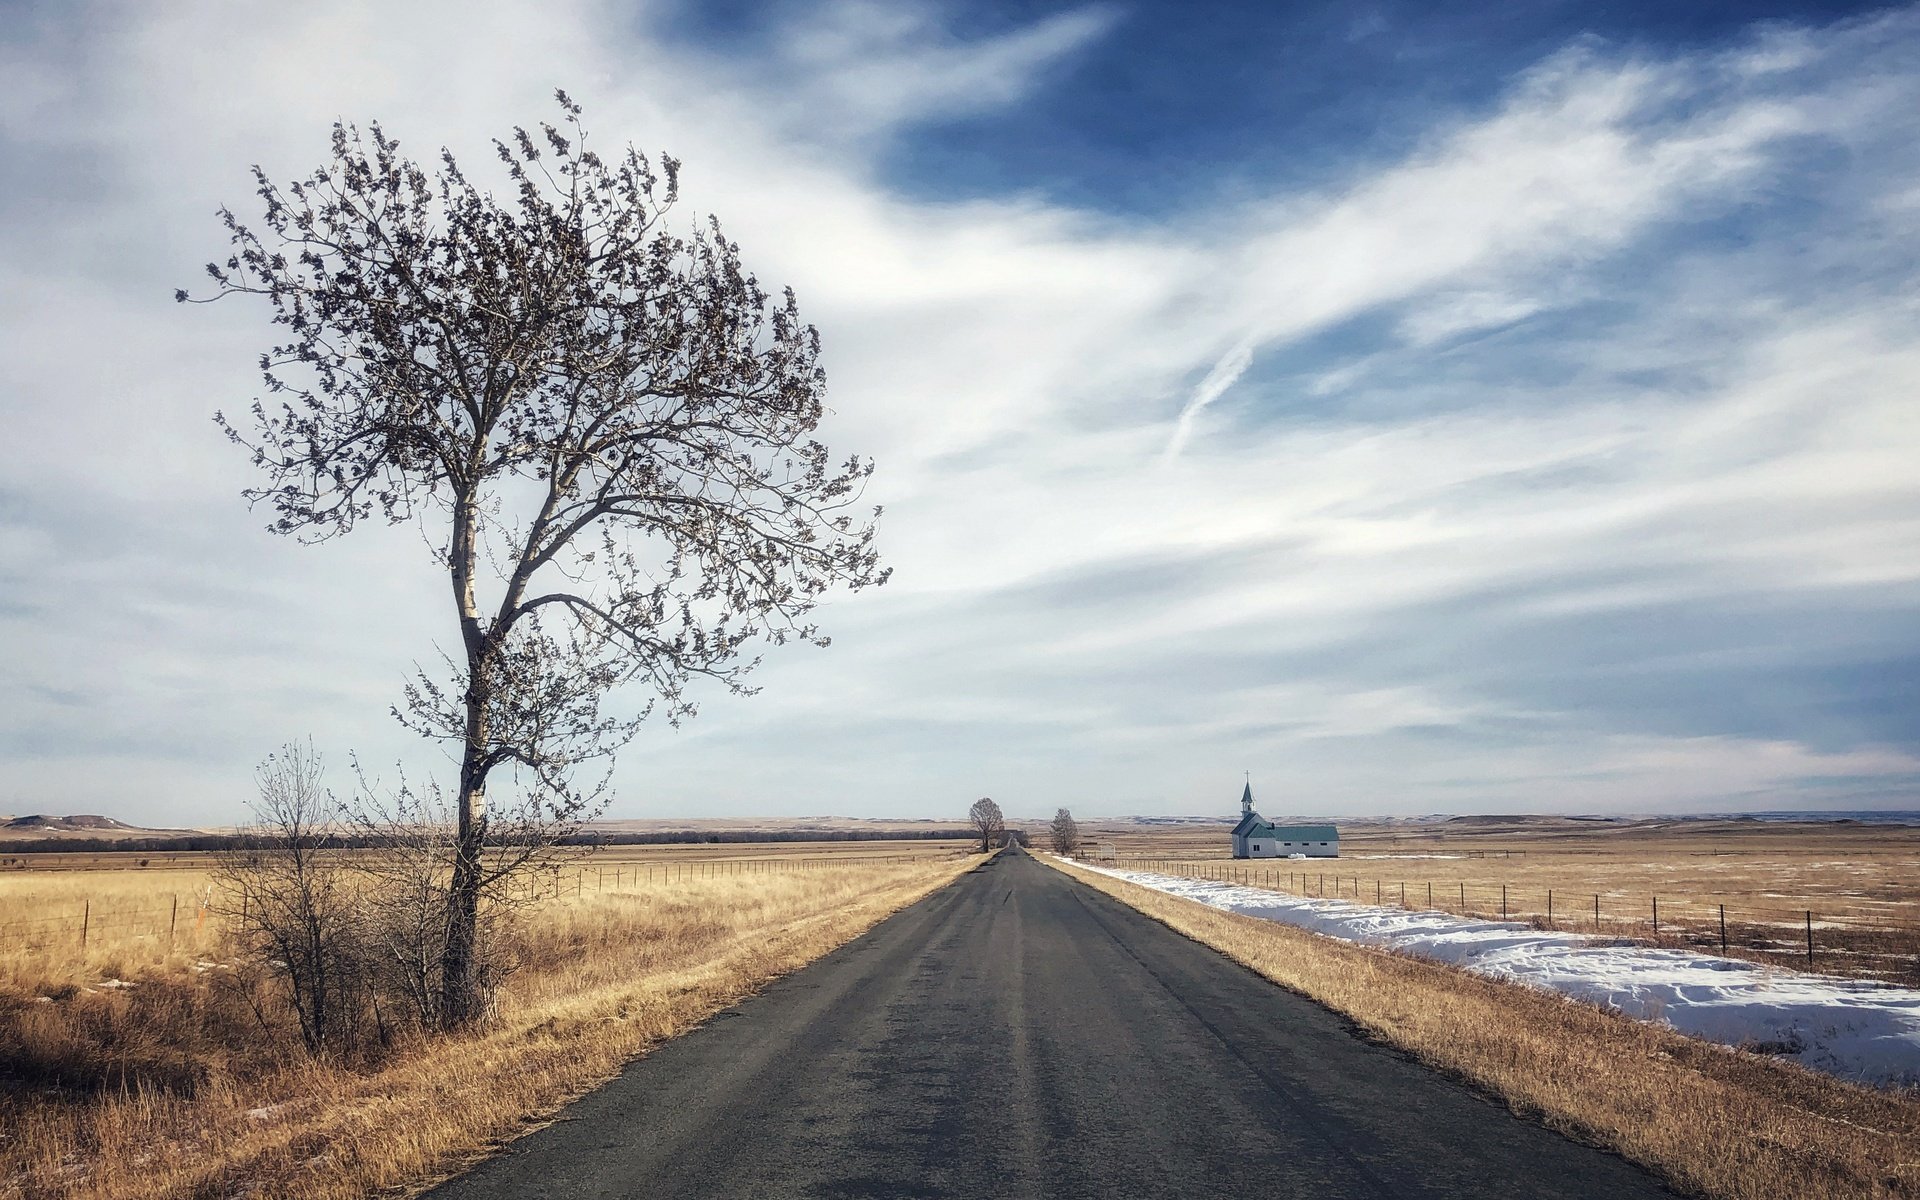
[428,847,1674,1199]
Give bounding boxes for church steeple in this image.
[1240,773,1254,817]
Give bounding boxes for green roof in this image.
[1244,823,1338,841]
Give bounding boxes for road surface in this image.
[428,847,1673,1199]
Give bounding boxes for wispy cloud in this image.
[1,2,1916,820]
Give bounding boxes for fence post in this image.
[81,900,89,949]
[170,894,178,947]
[1547,889,1552,927]
[1375,880,1381,904]
[1806,911,1814,966]
[1653,896,1659,936]
[1459,882,1465,911]
[1501,884,1507,921]
[1594,894,1599,930]
[1719,904,1727,954]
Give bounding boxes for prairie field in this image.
[1075,817,1920,981]
[0,844,979,1200]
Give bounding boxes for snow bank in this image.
[1070,861,1920,1088]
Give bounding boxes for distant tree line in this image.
[0,827,970,856]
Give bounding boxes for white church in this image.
[1229,781,1338,859]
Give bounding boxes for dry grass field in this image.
[1069,817,1920,981]
[0,844,981,1200]
[1048,855,1920,1200]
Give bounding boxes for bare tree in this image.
[214,742,365,1053]
[186,94,887,1027]
[968,797,1005,854]
[1049,808,1080,856]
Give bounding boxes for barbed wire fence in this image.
[1116,857,1920,984]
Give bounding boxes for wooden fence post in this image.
[1806,911,1814,965]
[169,894,178,947]
[1547,889,1552,927]
[1653,896,1659,935]
[1501,884,1507,921]
[81,900,89,949]
[1719,904,1727,954]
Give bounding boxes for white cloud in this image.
[767,1,1118,145]
[1,2,1917,821]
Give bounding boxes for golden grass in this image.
[0,852,981,1200]
[1090,821,1920,914]
[1044,855,1920,1200]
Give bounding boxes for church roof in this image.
[1232,778,1339,841]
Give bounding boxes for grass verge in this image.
[1044,855,1920,1200]
[1,855,980,1199]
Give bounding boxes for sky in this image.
[1,0,1917,824]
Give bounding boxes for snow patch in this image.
[1072,861,1920,1088]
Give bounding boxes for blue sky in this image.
[0,0,1916,823]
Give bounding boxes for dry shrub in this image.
[1047,856,1920,1200]
[0,855,978,1200]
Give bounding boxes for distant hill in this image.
[0,813,197,840]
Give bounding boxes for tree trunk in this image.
[440,773,485,1027]
[440,492,490,1028]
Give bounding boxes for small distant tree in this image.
[968,797,1005,853]
[1049,808,1080,856]
[186,94,887,1027]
